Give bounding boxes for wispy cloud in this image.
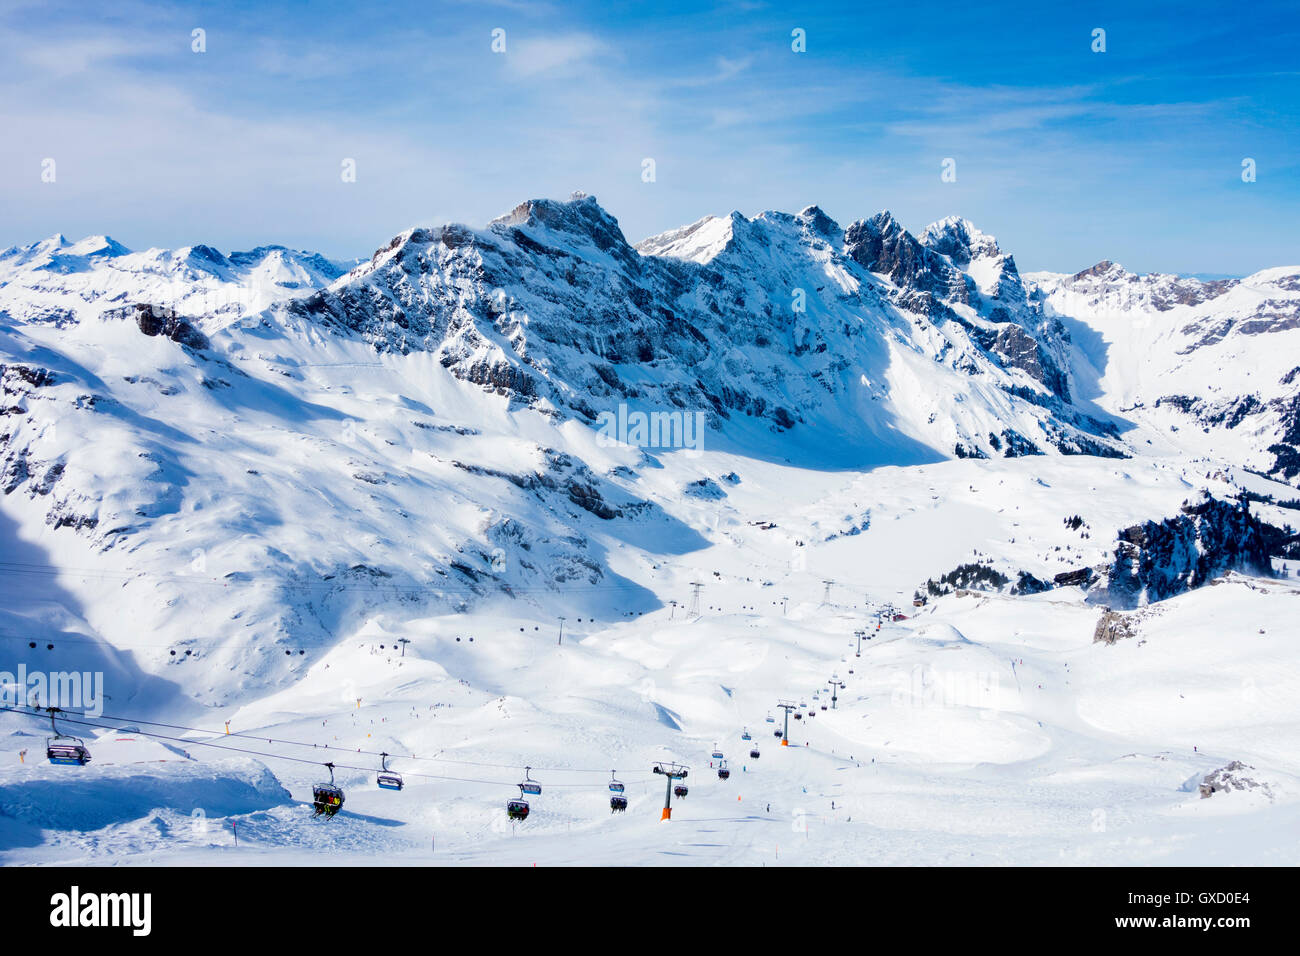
[0,0,1295,275]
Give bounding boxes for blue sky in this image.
[1,0,1296,274]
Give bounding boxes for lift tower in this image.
[652,761,690,820]
[777,699,798,746]
[827,678,845,709]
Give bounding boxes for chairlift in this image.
[741,729,752,741]
[765,714,775,723]
[610,795,628,812]
[609,770,625,794]
[376,752,403,791]
[312,762,345,818]
[774,729,783,738]
[821,705,828,711]
[749,748,760,759]
[718,761,731,780]
[793,712,802,721]
[507,798,530,820]
[518,765,542,796]
[673,784,689,798]
[44,708,91,766]
[711,744,724,760]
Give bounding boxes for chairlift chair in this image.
[673,784,689,798]
[741,728,752,741]
[774,729,783,738]
[507,798,530,820]
[46,736,91,766]
[749,748,760,759]
[518,765,542,795]
[312,763,345,818]
[609,770,625,794]
[44,708,91,766]
[610,795,628,812]
[376,752,403,791]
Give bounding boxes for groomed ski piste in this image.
[4,445,1300,866]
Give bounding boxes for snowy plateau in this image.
[1,193,1298,866]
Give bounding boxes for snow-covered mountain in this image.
[3,195,1299,866]
[1028,260,1300,482]
[0,234,352,330]
[288,194,1125,469]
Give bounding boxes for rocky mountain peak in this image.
[489,194,631,257]
[920,215,1001,268]
[1073,259,1122,280]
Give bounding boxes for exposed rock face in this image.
[1268,390,1300,481]
[1093,608,1139,644]
[1198,761,1273,800]
[1092,494,1282,608]
[1,363,57,494]
[1054,567,1095,589]
[282,195,1122,463]
[130,304,210,350]
[845,211,972,304]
